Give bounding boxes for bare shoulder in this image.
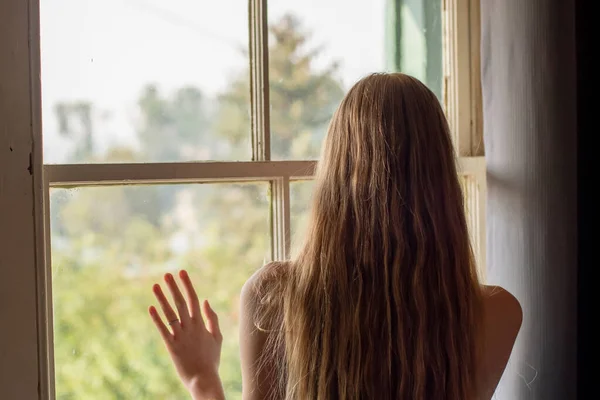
[478,285,523,398]
[241,261,289,308]
[482,285,523,328]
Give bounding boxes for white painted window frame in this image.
[0,0,484,397]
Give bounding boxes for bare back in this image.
[239,264,522,400]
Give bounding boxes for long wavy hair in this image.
[257,73,483,400]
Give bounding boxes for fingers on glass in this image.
[179,270,202,322]
[148,305,172,342]
[153,283,181,332]
[151,270,207,335]
[203,300,222,342]
[164,272,191,325]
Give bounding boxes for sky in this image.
[40,0,388,162]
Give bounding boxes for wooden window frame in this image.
[0,0,484,397]
[445,0,486,279]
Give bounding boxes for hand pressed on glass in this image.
[148,270,225,400]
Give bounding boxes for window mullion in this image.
[249,0,271,162]
[468,0,484,156]
[444,0,473,156]
[44,161,316,187]
[270,177,291,261]
[250,0,284,261]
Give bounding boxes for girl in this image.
[148,73,522,400]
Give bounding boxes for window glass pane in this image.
[268,0,443,160]
[290,180,315,253]
[50,183,270,399]
[41,0,250,164]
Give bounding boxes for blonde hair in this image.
[258,73,482,399]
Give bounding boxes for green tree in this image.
[137,85,213,162]
[214,14,344,160]
[268,15,345,159]
[54,101,96,162]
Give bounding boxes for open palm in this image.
[148,270,225,400]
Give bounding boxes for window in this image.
[0,0,484,398]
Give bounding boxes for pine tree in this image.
[214,14,344,160]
